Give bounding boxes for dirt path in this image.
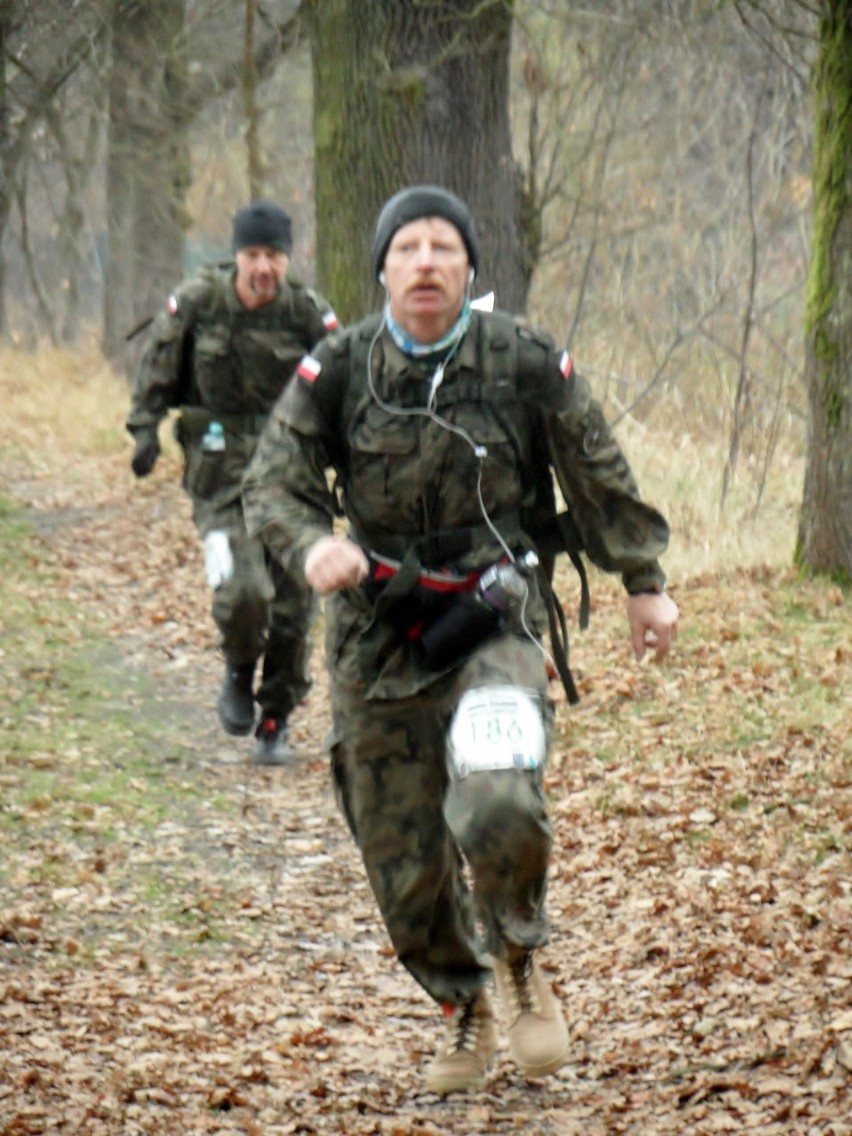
[1,449,849,1135]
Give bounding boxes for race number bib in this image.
[448,686,546,780]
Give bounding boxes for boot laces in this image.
[447,999,484,1055]
[507,952,539,1016]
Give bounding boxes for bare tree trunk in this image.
[102,23,135,370]
[305,0,526,323]
[102,1,189,376]
[16,182,58,343]
[243,0,264,199]
[19,98,102,347]
[0,9,10,338]
[56,102,102,346]
[797,2,852,578]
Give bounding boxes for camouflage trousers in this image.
[329,633,555,1007]
[193,498,315,719]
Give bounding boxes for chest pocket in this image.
[430,379,529,516]
[239,330,307,412]
[193,325,238,410]
[347,402,420,531]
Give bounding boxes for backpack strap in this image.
[531,509,590,630]
[478,312,589,703]
[536,562,581,705]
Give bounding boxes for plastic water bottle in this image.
[201,421,225,452]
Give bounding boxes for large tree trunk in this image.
[0,8,12,338]
[797,2,852,578]
[305,0,527,323]
[102,1,189,376]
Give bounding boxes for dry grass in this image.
[0,342,184,511]
[0,343,126,462]
[614,416,804,582]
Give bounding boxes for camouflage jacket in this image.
[126,261,336,433]
[242,309,670,698]
[126,264,337,505]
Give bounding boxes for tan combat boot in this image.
[493,952,570,1077]
[425,989,498,1094]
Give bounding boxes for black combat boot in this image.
[217,662,256,736]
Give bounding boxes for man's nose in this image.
[413,242,436,268]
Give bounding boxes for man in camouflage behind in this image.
[127,200,339,764]
[242,186,679,1090]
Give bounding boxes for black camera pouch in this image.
[415,593,501,670]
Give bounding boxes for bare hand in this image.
[304,535,370,595]
[626,591,679,662]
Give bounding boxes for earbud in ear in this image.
[468,268,475,284]
[379,271,387,287]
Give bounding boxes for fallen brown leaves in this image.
[1,438,849,1135]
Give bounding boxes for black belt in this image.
[352,516,523,568]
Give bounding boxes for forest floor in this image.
[0,388,850,1135]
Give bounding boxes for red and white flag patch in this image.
[558,350,573,380]
[322,310,340,331]
[297,354,322,383]
[167,293,179,316]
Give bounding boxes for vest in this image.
[177,266,324,417]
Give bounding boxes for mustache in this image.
[406,275,443,292]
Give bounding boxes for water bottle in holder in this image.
[477,551,538,615]
[195,420,226,498]
[201,421,225,452]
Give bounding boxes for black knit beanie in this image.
[371,185,480,280]
[232,200,293,254]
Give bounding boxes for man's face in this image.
[383,217,470,340]
[234,245,288,308]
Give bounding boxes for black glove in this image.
[131,439,160,478]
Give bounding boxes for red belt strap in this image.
[370,555,480,594]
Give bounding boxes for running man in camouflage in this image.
[242,186,679,1090]
[127,201,339,764]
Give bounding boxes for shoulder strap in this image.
[285,276,314,329]
[343,314,384,431]
[172,270,224,405]
[482,312,591,703]
[536,564,581,705]
[479,309,519,390]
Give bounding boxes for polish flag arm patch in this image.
[297,354,322,383]
[167,294,179,316]
[322,309,340,331]
[558,350,573,380]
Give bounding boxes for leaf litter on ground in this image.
[0,353,849,1135]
